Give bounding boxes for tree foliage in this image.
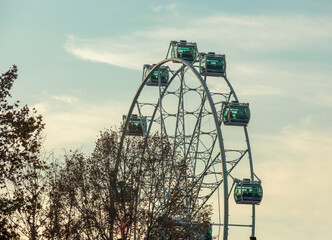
[45,128,212,239]
[0,65,46,239]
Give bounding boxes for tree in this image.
[46,127,212,239]
[0,65,46,239]
[43,153,87,240]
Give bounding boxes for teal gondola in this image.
[116,181,135,202]
[143,64,169,86]
[200,52,226,76]
[123,114,146,136]
[223,102,250,126]
[170,40,198,62]
[234,179,263,205]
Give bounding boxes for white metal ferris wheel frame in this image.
[118,57,259,240]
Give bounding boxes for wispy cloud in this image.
[34,94,127,153]
[64,14,332,98]
[64,35,156,70]
[52,95,79,103]
[64,15,332,69]
[252,122,332,239]
[152,3,177,13]
[195,15,332,53]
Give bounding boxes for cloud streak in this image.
[64,14,332,66]
[64,35,154,70]
[152,3,178,13]
[252,122,332,239]
[34,94,128,153]
[64,14,332,100]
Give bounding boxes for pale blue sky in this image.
[1,0,332,239]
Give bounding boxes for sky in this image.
[1,0,332,239]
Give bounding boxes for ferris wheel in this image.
[119,40,263,240]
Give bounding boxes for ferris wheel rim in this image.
[118,57,230,239]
